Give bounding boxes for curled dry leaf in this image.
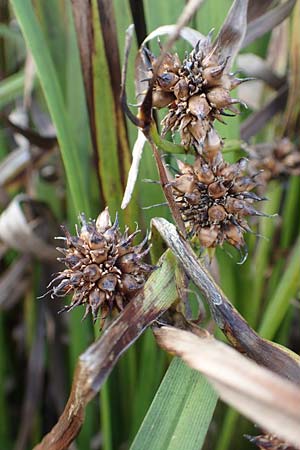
[243,0,296,48]
[0,255,31,310]
[155,326,300,448]
[121,129,147,209]
[141,25,205,48]
[247,0,276,23]
[152,217,300,384]
[0,194,58,261]
[33,250,178,450]
[213,0,248,65]
[237,53,285,90]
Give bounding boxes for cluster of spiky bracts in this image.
[171,147,264,249]
[144,34,245,150]
[247,138,300,186]
[246,434,298,450]
[49,209,153,326]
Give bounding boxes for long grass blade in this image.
[130,357,218,450]
[10,0,91,214]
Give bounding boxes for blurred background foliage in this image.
[0,0,299,449]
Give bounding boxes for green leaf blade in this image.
[130,358,218,450]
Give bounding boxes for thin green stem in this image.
[101,381,113,450]
[259,233,300,340]
[246,182,282,326]
[215,408,239,450]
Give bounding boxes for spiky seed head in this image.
[144,33,245,151]
[172,155,264,249]
[245,434,297,450]
[248,138,300,185]
[50,208,153,327]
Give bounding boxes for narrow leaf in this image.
[243,0,296,48]
[156,326,300,448]
[10,0,91,214]
[214,0,249,64]
[130,357,218,450]
[0,195,58,261]
[121,129,147,209]
[141,25,205,48]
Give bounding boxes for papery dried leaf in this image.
[247,0,277,22]
[33,250,178,450]
[0,146,54,189]
[141,25,205,48]
[155,326,300,448]
[214,0,249,64]
[4,115,57,149]
[243,0,296,48]
[237,53,285,89]
[152,217,300,385]
[23,51,36,110]
[0,194,58,261]
[0,255,31,310]
[121,130,147,209]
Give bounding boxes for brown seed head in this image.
[246,433,298,450]
[50,208,153,326]
[248,138,300,186]
[144,33,245,151]
[172,155,263,249]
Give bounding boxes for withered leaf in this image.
[155,326,300,449]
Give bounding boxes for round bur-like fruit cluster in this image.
[144,34,245,150]
[172,155,264,249]
[248,138,300,185]
[246,434,296,450]
[49,208,153,326]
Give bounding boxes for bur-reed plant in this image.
[0,1,299,450]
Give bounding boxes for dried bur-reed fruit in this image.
[246,433,298,450]
[143,33,246,150]
[48,208,153,327]
[247,138,300,186]
[171,135,264,250]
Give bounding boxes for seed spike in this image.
[47,208,154,328]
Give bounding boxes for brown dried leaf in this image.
[237,53,285,89]
[214,0,249,64]
[4,115,57,149]
[247,0,278,22]
[243,0,296,48]
[0,255,31,310]
[155,326,300,448]
[0,195,58,261]
[152,217,300,385]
